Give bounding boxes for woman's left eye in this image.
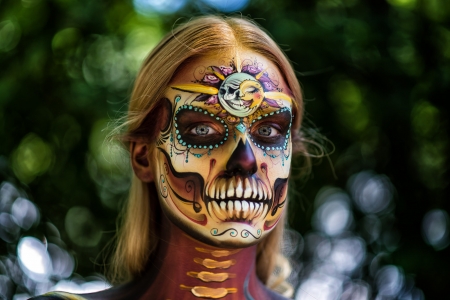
[257,125,279,137]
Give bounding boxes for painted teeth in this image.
[212,201,227,220]
[208,202,220,223]
[234,200,241,212]
[206,176,272,222]
[207,177,271,201]
[242,201,250,219]
[235,178,243,198]
[220,179,226,199]
[207,201,269,222]
[257,184,263,200]
[248,202,257,220]
[254,203,263,218]
[243,178,252,198]
[261,203,268,218]
[227,178,235,198]
[227,201,234,219]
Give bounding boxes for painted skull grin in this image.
[205,175,272,224]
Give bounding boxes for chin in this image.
[165,211,270,249]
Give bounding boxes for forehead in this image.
[169,51,290,92]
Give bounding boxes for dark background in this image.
[0,0,448,299]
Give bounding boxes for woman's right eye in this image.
[176,109,226,146]
[190,124,217,136]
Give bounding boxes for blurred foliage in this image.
[0,0,449,298]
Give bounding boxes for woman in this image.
[32,15,309,300]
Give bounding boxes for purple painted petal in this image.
[205,95,218,105]
[265,98,280,108]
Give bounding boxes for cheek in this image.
[154,147,207,224]
[254,142,292,177]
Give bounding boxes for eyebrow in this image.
[251,111,292,128]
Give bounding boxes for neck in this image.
[138,215,269,299]
[89,214,286,300]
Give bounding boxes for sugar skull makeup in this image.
[151,54,293,247]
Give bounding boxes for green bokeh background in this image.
[1,0,449,298]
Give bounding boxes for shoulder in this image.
[29,292,88,300]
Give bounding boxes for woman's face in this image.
[150,51,293,247]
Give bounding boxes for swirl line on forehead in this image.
[264,92,292,103]
[171,84,219,95]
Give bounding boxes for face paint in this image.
[152,56,293,247]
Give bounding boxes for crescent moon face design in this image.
[218,73,265,117]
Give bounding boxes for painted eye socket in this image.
[175,107,228,148]
[249,109,292,149]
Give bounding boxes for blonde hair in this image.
[110,15,308,290]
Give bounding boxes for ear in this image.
[130,141,154,182]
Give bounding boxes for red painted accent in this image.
[260,163,270,182]
[209,159,216,173]
[263,214,282,230]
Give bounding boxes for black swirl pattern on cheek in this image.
[157,147,205,213]
[185,180,202,213]
[159,173,169,198]
[271,177,288,216]
[211,228,238,237]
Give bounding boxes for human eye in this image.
[252,123,283,143]
[256,125,279,137]
[189,123,219,136]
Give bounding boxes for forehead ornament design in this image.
[218,72,263,117]
[171,64,292,117]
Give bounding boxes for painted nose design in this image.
[226,139,257,176]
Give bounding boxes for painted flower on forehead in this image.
[219,66,234,76]
[204,95,219,105]
[202,73,220,84]
[241,64,260,75]
[172,60,292,118]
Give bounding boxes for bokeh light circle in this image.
[201,0,250,12]
[349,171,393,214]
[17,237,52,282]
[422,209,449,250]
[133,0,187,15]
[313,188,353,237]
